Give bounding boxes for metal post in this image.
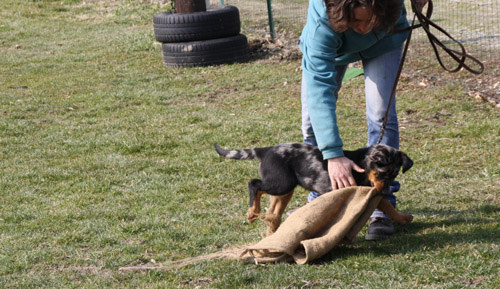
[266,0,275,39]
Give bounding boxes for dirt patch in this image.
[404,51,500,109]
[247,31,301,62]
[464,74,500,108]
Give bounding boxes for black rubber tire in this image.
[161,34,248,67]
[154,5,241,43]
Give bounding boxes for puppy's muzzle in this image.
[367,171,391,195]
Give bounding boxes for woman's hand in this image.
[414,0,429,12]
[327,157,365,190]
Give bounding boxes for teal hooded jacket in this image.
[299,0,409,159]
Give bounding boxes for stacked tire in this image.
[153,5,249,67]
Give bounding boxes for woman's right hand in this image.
[327,156,365,190]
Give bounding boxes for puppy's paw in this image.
[394,213,413,225]
[247,208,260,223]
[261,213,281,233]
[403,214,414,224]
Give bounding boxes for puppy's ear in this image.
[400,152,414,173]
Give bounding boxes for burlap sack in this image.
[119,186,381,270]
[240,186,381,264]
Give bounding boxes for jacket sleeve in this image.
[301,17,345,160]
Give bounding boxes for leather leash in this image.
[377,0,484,144]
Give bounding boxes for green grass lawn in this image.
[1,0,499,288]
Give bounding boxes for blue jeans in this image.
[302,46,403,219]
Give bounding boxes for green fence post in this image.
[267,0,275,39]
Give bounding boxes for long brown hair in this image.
[324,0,402,33]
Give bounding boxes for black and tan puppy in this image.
[215,143,414,234]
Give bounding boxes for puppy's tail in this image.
[214,143,259,160]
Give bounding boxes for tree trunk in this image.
[176,0,206,13]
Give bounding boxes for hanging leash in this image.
[376,0,484,144]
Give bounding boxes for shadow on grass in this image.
[311,203,500,264]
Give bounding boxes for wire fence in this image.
[210,0,500,70]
